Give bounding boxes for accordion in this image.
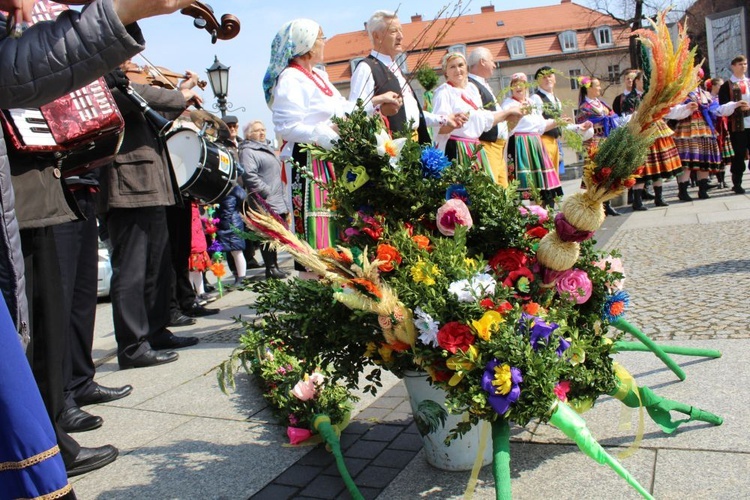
[0,0,124,177]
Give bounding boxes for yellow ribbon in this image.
[612,362,644,459]
[463,419,491,500]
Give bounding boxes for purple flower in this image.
[421,146,451,178]
[208,241,224,253]
[481,359,522,416]
[518,313,560,350]
[556,337,571,357]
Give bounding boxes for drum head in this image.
[166,129,203,187]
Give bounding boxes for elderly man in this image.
[467,47,517,187]
[350,10,466,143]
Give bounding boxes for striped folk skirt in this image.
[480,139,509,187]
[509,132,563,197]
[672,114,722,172]
[636,120,684,181]
[291,146,337,252]
[446,136,493,180]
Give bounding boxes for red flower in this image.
[437,322,475,354]
[403,222,414,236]
[479,298,495,309]
[362,225,383,240]
[503,267,535,288]
[523,301,541,315]
[489,248,528,275]
[376,244,402,272]
[525,226,549,239]
[495,300,512,313]
[623,178,636,188]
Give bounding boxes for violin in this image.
[122,60,208,90]
[54,1,240,44]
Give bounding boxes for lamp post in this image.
[206,55,230,118]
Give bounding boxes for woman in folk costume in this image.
[500,72,561,206]
[706,77,735,188]
[263,19,400,278]
[621,70,683,210]
[432,52,519,181]
[667,68,739,200]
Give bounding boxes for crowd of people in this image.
[2,3,750,497]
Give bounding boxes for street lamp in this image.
[206,55,230,117]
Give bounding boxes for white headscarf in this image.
[263,19,320,107]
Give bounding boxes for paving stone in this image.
[345,439,390,460]
[297,446,336,467]
[355,465,403,488]
[297,474,345,499]
[250,484,299,500]
[274,464,326,487]
[361,424,406,442]
[340,486,381,500]
[387,432,423,452]
[653,449,750,499]
[371,449,419,469]
[322,457,370,478]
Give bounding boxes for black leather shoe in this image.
[247,257,262,269]
[184,302,220,317]
[732,185,746,194]
[169,312,196,327]
[58,406,103,433]
[265,267,288,279]
[75,384,133,407]
[150,333,199,350]
[641,190,655,200]
[66,445,119,477]
[119,349,179,369]
[603,202,621,217]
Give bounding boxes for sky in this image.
[136,0,585,139]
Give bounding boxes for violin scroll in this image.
[180,2,240,44]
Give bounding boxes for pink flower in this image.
[593,256,625,290]
[290,372,325,401]
[554,381,571,402]
[556,268,593,304]
[436,199,473,236]
[518,205,549,223]
[287,426,313,445]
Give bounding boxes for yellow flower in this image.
[411,259,441,285]
[492,364,513,395]
[471,310,504,341]
[378,344,394,363]
[446,345,478,386]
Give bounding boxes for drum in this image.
[166,128,237,204]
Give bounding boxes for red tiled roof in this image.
[323,2,630,84]
[325,2,626,61]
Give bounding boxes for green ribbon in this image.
[313,414,363,500]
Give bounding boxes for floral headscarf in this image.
[263,18,321,107]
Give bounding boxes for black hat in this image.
[534,66,553,80]
[223,115,239,125]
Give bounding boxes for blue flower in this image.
[602,290,630,322]
[445,184,470,206]
[481,359,522,416]
[420,146,451,178]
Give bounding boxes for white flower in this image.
[448,273,497,302]
[375,130,406,170]
[414,307,439,347]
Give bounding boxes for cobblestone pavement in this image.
[604,211,750,341]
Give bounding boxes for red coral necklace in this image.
[289,62,333,97]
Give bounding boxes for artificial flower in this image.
[503,267,534,292]
[436,199,473,236]
[519,313,560,350]
[437,322,475,354]
[481,360,522,416]
[602,290,630,322]
[525,226,549,239]
[290,373,325,401]
[518,205,549,223]
[411,259,440,286]
[472,310,504,341]
[554,381,571,402]
[489,248,528,275]
[445,184,470,205]
[287,426,313,445]
[360,214,383,241]
[348,278,383,300]
[209,262,226,278]
[414,307,440,347]
[412,235,431,251]
[556,269,593,304]
[557,337,571,357]
[375,129,407,169]
[566,346,586,366]
[523,302,541,315]
[420,146,451,178]
[448,273,497,302]
[446,345,478,386]
[375,244,402,272]
[593,256,626,290]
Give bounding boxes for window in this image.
[395,52,408,74]
[507,37,526,59]
[447,44,466,56]
[350,57,364,74]
[594,26,613,47]
[608,64,621,84]
[569,69,582,90]
[558,30,578,52]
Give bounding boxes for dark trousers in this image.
[729,129,750,187]
[107,206,172,363]
[52,190,98,409]
[166,204,194,312]
[22,227,80,466]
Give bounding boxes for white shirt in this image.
[500,96,551,135]
[272,65,356,159]
[431,81,496,151]
[729,75,750,128]
[468,72,508,140]
[349,50,446,130]
[530,88,591,137]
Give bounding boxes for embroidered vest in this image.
[535,90,561,139]
[729,81,748,132]
[468,76,498,142]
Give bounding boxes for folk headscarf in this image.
[263,18,321,107]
